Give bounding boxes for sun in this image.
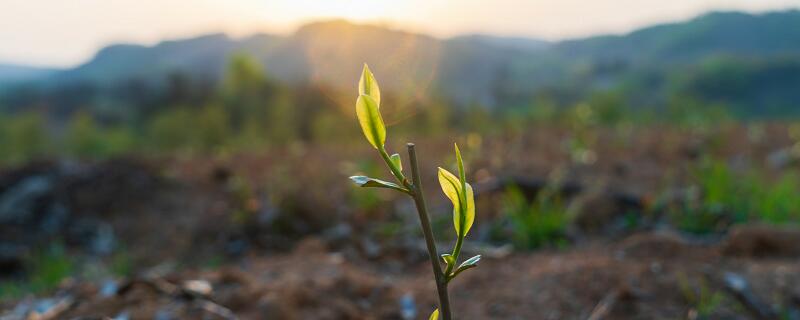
[322,0,397,21]
[268,0,399,23]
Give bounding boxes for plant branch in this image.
[444,234,464,281]
[379,146,410,188]
[407,143,452,320]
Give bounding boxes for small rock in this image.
[154,308,175,320]
[183,280,213,297]
[322,223,353,246]
[100,279,119,297]
[25,296,74,320]
[90,223,116,255]
[113,311,131,320]
[399,293,416,320]
[767,148,798,169]
[0,176,53,225]
[360,238,382,259]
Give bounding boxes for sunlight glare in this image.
[264,0,400,24]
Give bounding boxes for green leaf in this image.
[458,255,481,270]
[359,64,381,107]
[429,308,439,320]
[355,94,385,149]
[455,143,466,197]
[349,176,409,193]
[461,181,475,237]
[389,153,403,172]
[454,143,470,233]
[450,255,481,280]
[441,253,455,266]
[438,167,475,237]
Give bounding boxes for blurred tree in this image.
[223,54,269,127]
[66,111,104,158]
[0,112,50,164]
[263,91,295,144]
[101,127,137,157]
[291,84,337,142]
[195,104,231,151]
[166,72,192,106]
[222,53,297,146]
[586,91,628,126]
[665,95,732,129]
[310,107,350,144]
[146,107,195,152]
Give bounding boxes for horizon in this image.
[1,0,798,68]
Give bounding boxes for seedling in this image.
[349,65,479,320]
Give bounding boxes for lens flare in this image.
[295,21,440,125]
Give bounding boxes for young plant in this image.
[498,186,569,249]
[349,65,479,320]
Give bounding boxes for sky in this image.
[1,0,798,68]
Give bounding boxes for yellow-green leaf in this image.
[462,182,475,236]
[438,167,460,209]
[454,143,467,215]
[359,64,381,107]
[355,94,385,149]
[429,308,439,320]
[390,153,402,172]
[441,253,455,266]
[438,167,475,237]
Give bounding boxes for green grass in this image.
[493,186,570,250]
[0,243,74,301]
[671,158,800,234]
[678,273,726,317]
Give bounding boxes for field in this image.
[2,123,800,319]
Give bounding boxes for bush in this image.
[671,159,800,234]
[494,186,570,249]
[146,105,230,153]
[0,112,50,164]
[65,111,105,157]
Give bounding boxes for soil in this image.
[8,234,800,319]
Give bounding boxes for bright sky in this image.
[1,0,798,67]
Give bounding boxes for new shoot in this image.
[349,64,480,320]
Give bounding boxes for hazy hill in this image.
[557,11,800,62]
[2,10,800,115]
[54,34,249,85]
[0,64,58,86]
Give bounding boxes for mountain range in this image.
[0,64,59,86]
[2,10,800,115]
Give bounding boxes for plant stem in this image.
[444,235,464,281]
[407,143,452,320]
[379,146,410,188]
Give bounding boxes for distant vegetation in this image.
[1,10,800,121]
[670,158,800,234]
[0,11,797,164]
